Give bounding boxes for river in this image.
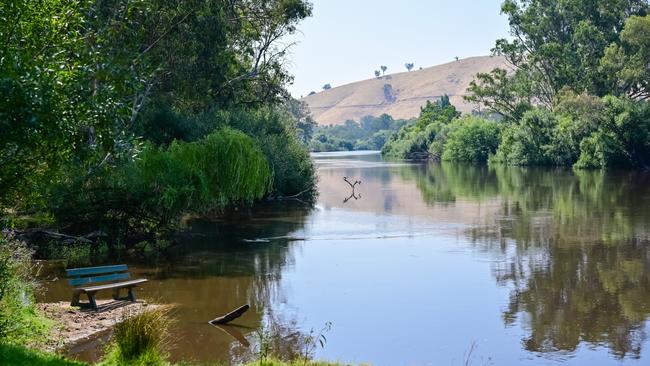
[40,151,650,365]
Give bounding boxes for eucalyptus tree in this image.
[465,0,650,118]
[405,63,414,72]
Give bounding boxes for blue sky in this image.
[285,0,510,97]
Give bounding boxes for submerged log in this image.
[208,304,250,325]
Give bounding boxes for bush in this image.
[441,117,501,162]
[211,108,317,197]
[575,96,650,169]
[102,308,171,366]
[382,97,459,159]
[0,231,49,344]
[491,109,558,166]
[49,128,273,233]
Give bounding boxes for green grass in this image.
[0,344,354,366]
[0,343,86,366]
[99,307,171,366]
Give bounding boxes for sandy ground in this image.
[37,300,161,352]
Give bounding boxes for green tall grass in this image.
[101,307,171,366]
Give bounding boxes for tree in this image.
[308,91,316,96]
[0,0,314,202]
[454,56,459,61]
[380,65,388,76]
[374,70,381,78]
[323,83,332,90]
[600,15,650,101]
[405,63,414,72]
[465,0,649,116]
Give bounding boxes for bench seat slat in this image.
[66,264,128,277]
[68,272,131,287]
[77,279,148,293]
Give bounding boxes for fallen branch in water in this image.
[209,304,250,325]
[267,187,313,202]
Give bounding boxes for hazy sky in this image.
[285,0,511,97]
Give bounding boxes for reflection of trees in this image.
[403,162,650,358]
[496,238,650,358]
[136,202,314,364]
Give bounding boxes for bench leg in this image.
[71,291,81,307]
[87,292,97,310]
[128,288,136,302]
[112,288,121,300]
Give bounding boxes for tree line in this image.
[384,0,650,169]
[1,0,317,245]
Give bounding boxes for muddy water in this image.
[40,151,650,365]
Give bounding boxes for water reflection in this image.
[39,153,650,365]
[403,162,650,358]
[40,202,315,364]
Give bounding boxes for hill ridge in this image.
[300,55,507,125]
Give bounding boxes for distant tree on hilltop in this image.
[322,83,332,90]
[374,70,381,79]
[380,65,387,76]
[405,63,414,72]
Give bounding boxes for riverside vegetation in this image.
[2,0,650,365]
[310,114,412,152]
[383,1,650,169]
[1,0,318,252]
[0,0,321,364]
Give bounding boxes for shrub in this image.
[49,128,273,233]
[382,96,459,159]
[491,109,558,165]
[441,117,501,162]
[102,307,171,366]
[0,231,49,344]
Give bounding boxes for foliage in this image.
[322,84,332,90]
[574,96,650,169]
[381,96,460,159]
[600,15,650,100]
[441,117,502,163]
[491,95,650,169]
[1,0,316,212]
[311,115,411,152]
[0,231,49,345]
[48,128,273,233]
[465,1,649,118]
[0,343,85,366]
[101,308,171,366]
[490,109,559,166]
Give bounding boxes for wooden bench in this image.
[66,264,148,309]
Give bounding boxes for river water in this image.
[41,151,650,365]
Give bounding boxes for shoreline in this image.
[37,300,162,354]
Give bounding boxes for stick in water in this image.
[208,304,250,325]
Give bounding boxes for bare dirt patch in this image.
[38,300,162,352]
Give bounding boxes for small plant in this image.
[104,307,171,365]
[300,322,332,365]
[255,326,273,365]
[0,230,49,345]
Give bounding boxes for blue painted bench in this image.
[66,264,148,309]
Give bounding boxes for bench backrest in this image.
[66,264,130,287]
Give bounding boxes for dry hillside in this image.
[301,56,507,126]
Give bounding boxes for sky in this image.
[285,0,511,98]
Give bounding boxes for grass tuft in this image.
[101,307,171,366]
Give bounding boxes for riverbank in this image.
[0,344,354,366]
[37,300,162,353]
